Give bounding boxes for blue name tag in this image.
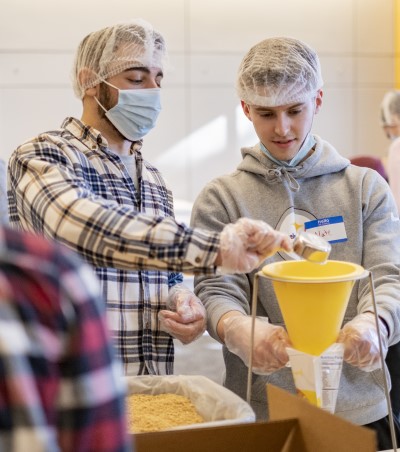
[304,216,347,244]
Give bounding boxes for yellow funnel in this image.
[262,260,368,356]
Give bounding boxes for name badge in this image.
[304,216,347,244]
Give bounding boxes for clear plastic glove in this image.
[158,284,206,345]
[337,312,388,372]
[218,218,292,274]
[223,315,291,375]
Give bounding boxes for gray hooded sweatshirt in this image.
[192,135,400,425]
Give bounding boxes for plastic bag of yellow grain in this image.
[128,393,205,433]
[124,375,255,432]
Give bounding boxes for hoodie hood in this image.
[238,135,350,192]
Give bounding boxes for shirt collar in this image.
[61,117,143,154]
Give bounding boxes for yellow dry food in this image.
[127,393,205,433]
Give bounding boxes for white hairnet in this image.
[380,90,400,126]
[236,37,323,107]
[72,19,167,98]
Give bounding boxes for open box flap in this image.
[267,384,377,452]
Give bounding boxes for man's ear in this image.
[314,89,323,114]
[241,100,252,121]
[78,67,99,97]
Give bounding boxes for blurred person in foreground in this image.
[0,226,129,451]
[0,158,7,223]
[7,20,291,377]
[380,90,400,213]
[191,36,400,450]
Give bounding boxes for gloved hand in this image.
[158,284,206,344]
[337,312,388,372]
[218,218,292,274]
[223,315,291,374]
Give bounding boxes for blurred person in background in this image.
[379,89,400,423]
[0,158,7,223]
[380,89,400,213]
[191,36,400,450]
[350,154,388,182]
[7,20,291,377]
[0,225,130,451]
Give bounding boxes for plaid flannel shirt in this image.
[0,159,7,224]
[8,117,219,375]
[0,226,130,452]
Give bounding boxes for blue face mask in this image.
[260,133,316,167]
[96,81,162,141]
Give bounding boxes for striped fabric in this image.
[0,226,130,451]
[8,117,220,375]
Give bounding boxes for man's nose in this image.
[145,79,159,89]
[274,115,290,136]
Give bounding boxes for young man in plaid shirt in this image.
[8,20,291,377]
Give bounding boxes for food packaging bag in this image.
[124,374,255,430]
[286,343,344,413]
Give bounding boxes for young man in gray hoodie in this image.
[191,36,400,450]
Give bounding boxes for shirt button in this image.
[195,256,201,263]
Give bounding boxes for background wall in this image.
[0,0,397,212]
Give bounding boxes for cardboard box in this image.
[133,384,377,452]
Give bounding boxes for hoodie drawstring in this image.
[266,166,301,192]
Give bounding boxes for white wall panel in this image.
[151,86,243,201]
[356,56,394,85]
[187,86,244,200]
[0,54,74,86]
[311,88,354,157]
[142,87,187,163]
[319,56,354,85]
[189,54,242,86]
[189,0,354,53]
[0,89,81,159]
[0,0,186,52]
[355,0,394,53]
[355,87,393,157]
